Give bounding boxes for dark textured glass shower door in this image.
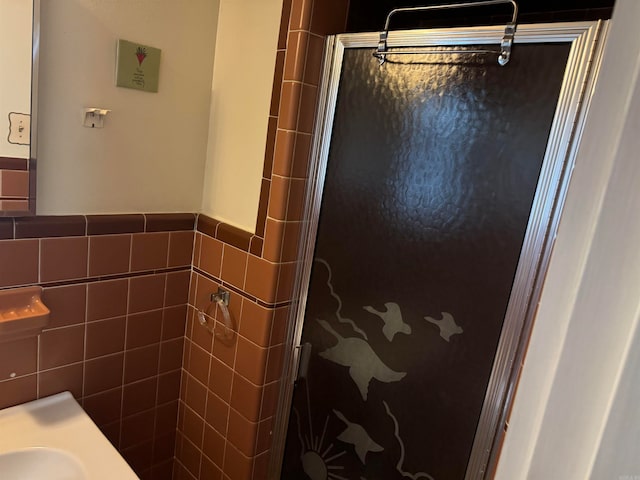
[281,43,571,480]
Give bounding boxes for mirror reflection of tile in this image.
[0,0,34,213]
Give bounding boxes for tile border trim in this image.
[0,157,29,171]
[0,213,196,239]
[192,266,291,310]
[196,214,259,254]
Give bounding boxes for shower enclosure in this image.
[271,19,607,480]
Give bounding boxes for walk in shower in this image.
[270,9,607,478]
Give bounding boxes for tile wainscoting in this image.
[0,213,194,480]
[0,2,349,480]
[173,0,349,478]
[175,222,292,480]
[0,157,31,213]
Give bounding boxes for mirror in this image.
[0,0,38,215]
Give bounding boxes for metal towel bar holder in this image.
[197,287,234,340]
[374,0,518,66]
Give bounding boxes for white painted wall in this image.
[36,0,219,214]
[591,307,640,479]
[495,1,640,478]
[200,0,283,233]
[0,0,32,158]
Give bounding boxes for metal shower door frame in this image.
[270,21,608,480]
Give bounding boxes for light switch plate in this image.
[8,113,31,145]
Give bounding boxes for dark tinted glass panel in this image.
[282,43,570,479]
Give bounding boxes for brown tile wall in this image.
[0,213,195,480]
[0,169,30,213]
[0,158,32,215]
[0,1,348,479]
[174,1,348,479]
[173,236,289,480]
[0,200,30,212]
[0,170,30,198]
[0,157,29,170]
[253,0,349,255]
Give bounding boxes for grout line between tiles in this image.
[271,127,302,134]
[166,231,174,269]
[0,265,190,292]
[280,78,318,89]
[37,238,42,284]
[241,248,250,292]
[151,277,169,470]
[118,276,131,449]
[222,298,242,472]
[85,234,91,279]
[81,283,88,399]
[35,334,41,399]
[191,231,199,270]
[127,233,133,273]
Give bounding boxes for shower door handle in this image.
[294,342,312,382]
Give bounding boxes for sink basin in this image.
[0,392,138,479]
[0,447,86,480]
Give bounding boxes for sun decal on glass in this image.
[294,408,349,480]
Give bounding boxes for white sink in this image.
[0,447,87,480]
[0,392,138,479]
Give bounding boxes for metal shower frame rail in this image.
[374,0,519,65]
